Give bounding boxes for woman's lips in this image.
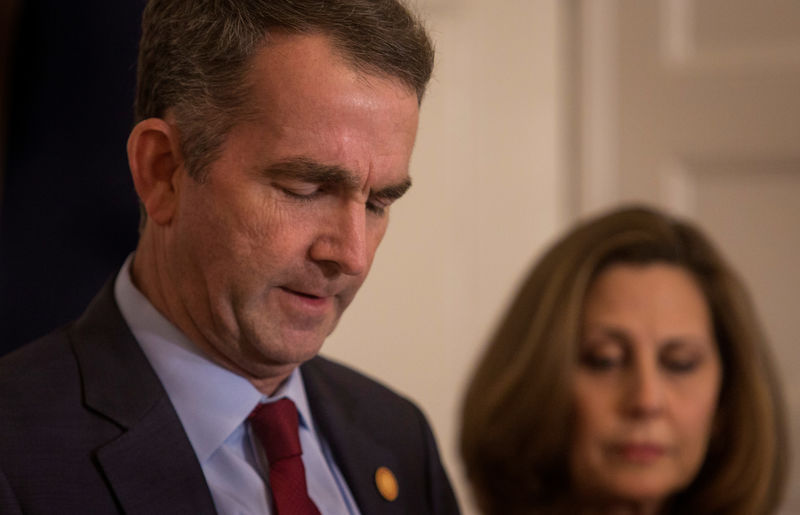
[610,442,667,463]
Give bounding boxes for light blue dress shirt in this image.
[114,256,360,515]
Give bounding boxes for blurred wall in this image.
[324,1,568,513]
[0,0,143,352]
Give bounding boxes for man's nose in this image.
[624,359,665,418]
[310,200,368,276]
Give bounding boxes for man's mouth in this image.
[280,286,331,302]
[283,288,321,299]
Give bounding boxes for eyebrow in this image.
[261,157,412,200]
[584,325,712,348]
[582,326,632,347]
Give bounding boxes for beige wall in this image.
[324,1,567,513]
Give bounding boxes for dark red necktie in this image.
[249,398,322,515]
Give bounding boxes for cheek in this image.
[234,189,289,237]
[569,400,608,492]
[675,366,722,436]
[572,377,617,436]
[570,380,615,466]
[675,387,719,453]
[221,191,313,260]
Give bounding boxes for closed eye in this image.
[366,179,412,217]
[661,358,700,373]
[366,197,391,216]
[660,339,711,374]
[580,353,623,371]
[278,185,322,200]
[579,328,629,372]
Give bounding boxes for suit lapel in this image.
[70,280,217,514]
[95,396,217,514]
[302,358,406,515]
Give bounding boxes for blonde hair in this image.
[460,205,787,514]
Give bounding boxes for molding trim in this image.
[576,0,620,216]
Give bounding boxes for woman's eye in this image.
[661,355,700,374]
[580,351,623,371]
[660,340,709,374]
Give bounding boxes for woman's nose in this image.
[624,359,665,418]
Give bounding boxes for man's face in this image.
[162,33,419,382]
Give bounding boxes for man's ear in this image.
[127,118,184,226]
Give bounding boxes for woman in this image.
[460,206,787,514]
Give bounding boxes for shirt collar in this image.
[113,254,317,463]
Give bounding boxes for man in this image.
[0,1,460,513]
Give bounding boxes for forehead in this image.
[248,33,416,123]
[583,264,711,330]
[234,32,420,183]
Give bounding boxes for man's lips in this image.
[280,286,331,299]
[282,287,322,299]
[279,287,334,310]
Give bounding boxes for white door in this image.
[573,0,800,510]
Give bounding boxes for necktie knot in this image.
[249,398,302,462]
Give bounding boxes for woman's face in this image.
[570,263,722,509]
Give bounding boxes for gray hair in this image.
[135,0,434,180]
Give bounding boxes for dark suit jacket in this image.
[0,280,460,514]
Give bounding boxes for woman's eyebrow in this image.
[583,325,632,346]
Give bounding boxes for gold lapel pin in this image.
[375,466,399,502]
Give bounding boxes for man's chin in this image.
[260,328,328,364]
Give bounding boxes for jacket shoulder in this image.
[301,355,461,514]
[0,325,80,404]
